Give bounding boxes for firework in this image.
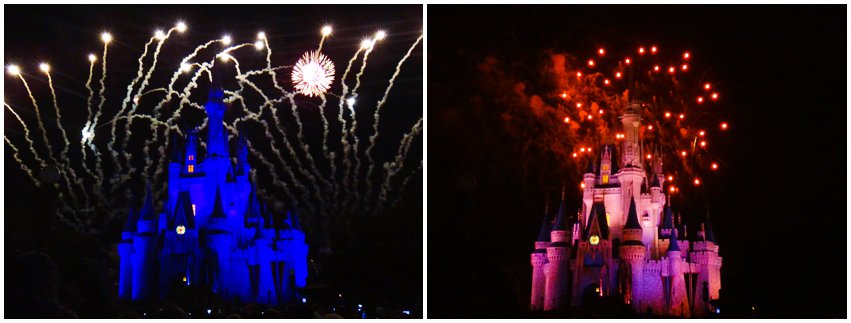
[542,43,731,192]
[5,20,421,239]
[291,50,336,97]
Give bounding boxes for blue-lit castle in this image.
[118,80,308,305]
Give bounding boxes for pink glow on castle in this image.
[530,104,722,317]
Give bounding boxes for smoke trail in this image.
[382,160,422,211]
[47,72,89,206]
[333,47,365,210]
[343,43,379,210]
[79,58,100,185]
[317,93,332,174]
[5,103,46,167]
[110,36,158,177]
[284,93,333,204]
[18,74,79,208]
[91,42,110,196]
[377,118,422,206]
[4,136,40,187]
[364,35,423,201]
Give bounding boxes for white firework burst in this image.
[291,51,335,97]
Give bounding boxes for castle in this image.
[529,103,722,317]
[118,80,308,305]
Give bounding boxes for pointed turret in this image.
[584,157,597,175]
[169,132,183,163]
[651,174,661,188]
[139,184,156,221]
[209,186,227,219]
[245,187,263,228]
[660,202,674,238]
[624,198,641,230]
[172,191,195,230]
[705,209,717,243]
[235,131,250,176]
[667,228,681,252]
[536,197,552,243]
[205,65,229,158]
[123,200,139,233]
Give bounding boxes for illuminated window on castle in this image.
[188,155,194,161]
[188,165,194,173]
[192,204,196,216]
[602,175,609,184]
[176,225,186,235]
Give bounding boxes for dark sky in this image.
[428,5,845,318]
[4,4,422,316]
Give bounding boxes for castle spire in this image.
[536,195,552,242]
[209,186,227,219]
[667,227,681,252]
[624,196,641,230]
[236,130,250,176]
[705,207,717,243]
[139,183,156,220]
[205,65,229,158]
[552,186,567,231]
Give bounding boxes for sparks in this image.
[667,175,674,181]
[598,48,605,56]
[681,64,688,71]
[638,47,646,54]
[711,163,719,170]
[668,66,675,74]
[176,21,187,33]
[697,96,704,104]
[679,113,685,119]
[154,29,165,40]
[683,52,690,59]
[88,54,97,63]
[346,97,356,108]
[7,64,20,75]
[561,93,567,99]
[711,92,719,100]
[704,83,711,90]
[254,40,265,50]
[292,50,336,97]
[646,154,652,159]
[101,32,113,43]
[576,71,582,77]
[647,125,653,130]
[693,178,701,186]
[615,72,622,78]
[598,109,603,114]
[654,65,660,72]
[375,30,387,41]
[221,35,232,45]
[588,59,595,67]
[664,112,671,118]
[681,151,687,157]
[587,115,593,120]
[361,39,374,49]
[576,102,582,108]
[699,130,706,136]
[580,147,586,152]
[700,140,707,147]
[39,62,50,73]
[720,122,728,130]
[257,31,266,40]
[604,79,610,85]
[563,117,570,124]
[322,25,333,36]
[625,57,631,64]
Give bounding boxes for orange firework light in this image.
[541,43,730,187]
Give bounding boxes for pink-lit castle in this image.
[529,104,722,317]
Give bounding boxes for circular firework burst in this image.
[291,50,336,97]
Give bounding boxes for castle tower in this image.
[530,198,552,311]
[118,201,139,299]
[543,189,570,311]
[132,185,159,300]
[583,159,596,213]
[620,102,643,169]
[665,228,690,317]
[620,197,646,310]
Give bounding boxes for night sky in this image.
[4,4,422,318]
[428,5,845,318]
